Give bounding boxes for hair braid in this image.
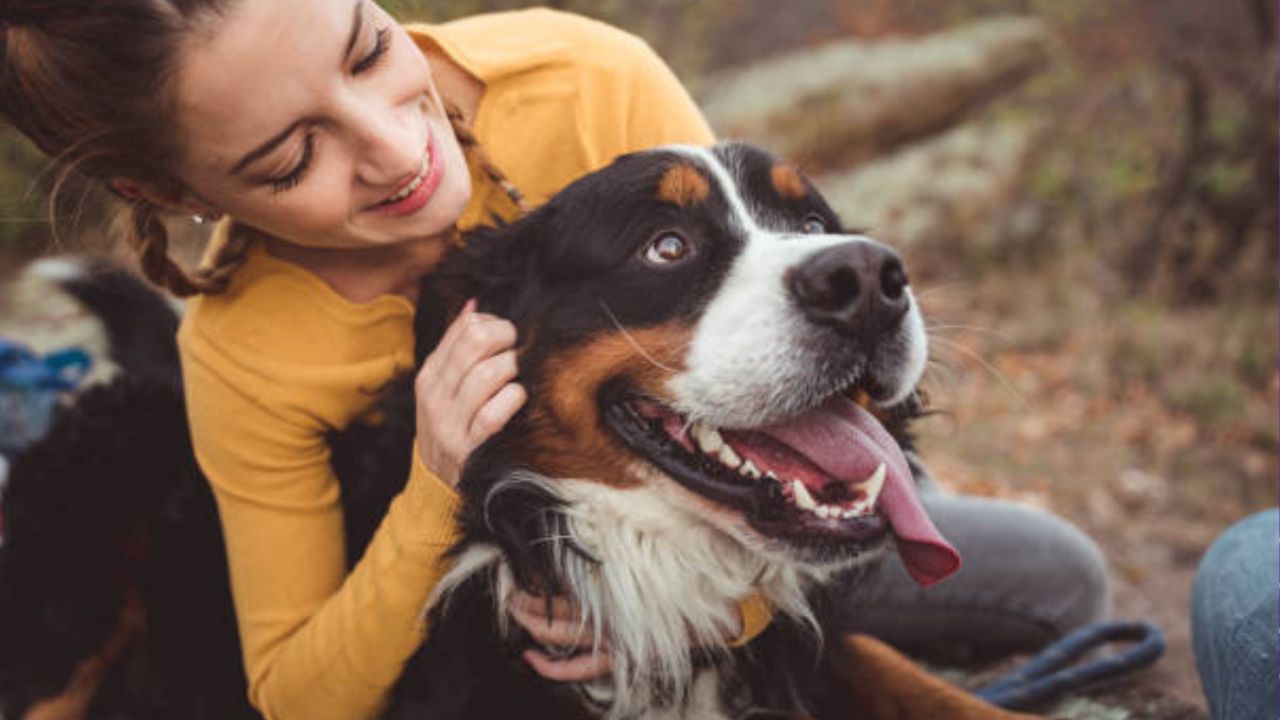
[125,201,206,297]
[191,221,252,292]
[446,103,530,215]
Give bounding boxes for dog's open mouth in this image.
[602,385,961,586]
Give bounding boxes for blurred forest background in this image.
[0,0,1275,714]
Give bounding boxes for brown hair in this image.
[1,2,526,296]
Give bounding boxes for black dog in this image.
[0,143,958,720]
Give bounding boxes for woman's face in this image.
[173,0,471,249]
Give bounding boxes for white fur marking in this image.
[438,469,837,720]
[26,257,86,282]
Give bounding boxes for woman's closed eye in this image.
[267,132,316,194]
[264,23,390,194]
[352,26,390,75]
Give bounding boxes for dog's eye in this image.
[643,232,691,265]
[802,215,828,235]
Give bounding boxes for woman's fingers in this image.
[453,348,518,420]
[434,298,477,351]
[508,591,579,622]
[413,302,523,486]
[522,648,612,683]
[508,592,614,681]
[469,382,526,445]
[431,313,518,397]
[508,601,596,648]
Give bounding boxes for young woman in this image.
[1,1,1109,718]
[2,1,753,717]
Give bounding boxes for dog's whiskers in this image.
[929,336,1027,409]
[530,534,578,547]
[598,299,679,373]
[912,281,970,301]
[678,416,696,439]
[925,323,1015,344]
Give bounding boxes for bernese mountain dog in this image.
[0,142,959,720]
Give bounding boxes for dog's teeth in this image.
[859,463,887,506]
[740,460,762,479]
[718,443,742,469]
[693,423,724,454]
[792,480,816,510]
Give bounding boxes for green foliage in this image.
[1167,377,1248,434]
[0,130,55,252]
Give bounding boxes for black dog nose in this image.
[789,241,910,343]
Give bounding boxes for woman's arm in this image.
[181,295,521,719]
[183,351,456,719]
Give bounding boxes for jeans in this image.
[1192,509,1279,720]
[832,460,1111,658]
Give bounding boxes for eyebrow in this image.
[229,119,306,177]
[228,1,363,178]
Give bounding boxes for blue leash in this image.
[975,621,1166,710]
[0,338,93,457]
[0,338,92,391]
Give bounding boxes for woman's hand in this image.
[508,591,614,682]
[414,300,526,487]
[509,589,761,683]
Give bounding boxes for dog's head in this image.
[424,142,958,587]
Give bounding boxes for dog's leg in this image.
[826,635,1046,720]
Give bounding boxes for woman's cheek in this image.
[268,174,359,244]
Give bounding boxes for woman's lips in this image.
[369,128,444,217]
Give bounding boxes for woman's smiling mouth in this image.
[370,128,443,216]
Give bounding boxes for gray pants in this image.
[832,474,1111,659]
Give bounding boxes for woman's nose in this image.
[350,101,423,188]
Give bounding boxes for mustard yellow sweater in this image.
[179,10,766,720]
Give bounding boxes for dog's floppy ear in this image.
[413,209,554,365]
[455,456,589,594]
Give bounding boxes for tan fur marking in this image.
[516,324,693,487]
[771,164,808,199]
[657,164,711,207]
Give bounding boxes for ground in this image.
[0,0,1274,716]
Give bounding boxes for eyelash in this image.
[352,27,390,75]
[264,25,389,193]
[269,132,315,194]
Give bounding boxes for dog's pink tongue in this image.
[759,398,961,587]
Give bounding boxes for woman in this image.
[1,1,1109,718]
[4,1,745,717]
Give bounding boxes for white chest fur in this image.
[430,471,839,720]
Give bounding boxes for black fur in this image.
[0,376,253,719]
[0,143,927,719]
[59,262,182,383]
[384,144,897,718]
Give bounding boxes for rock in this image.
[813,119,1043,251]
[697,17,1051,171]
